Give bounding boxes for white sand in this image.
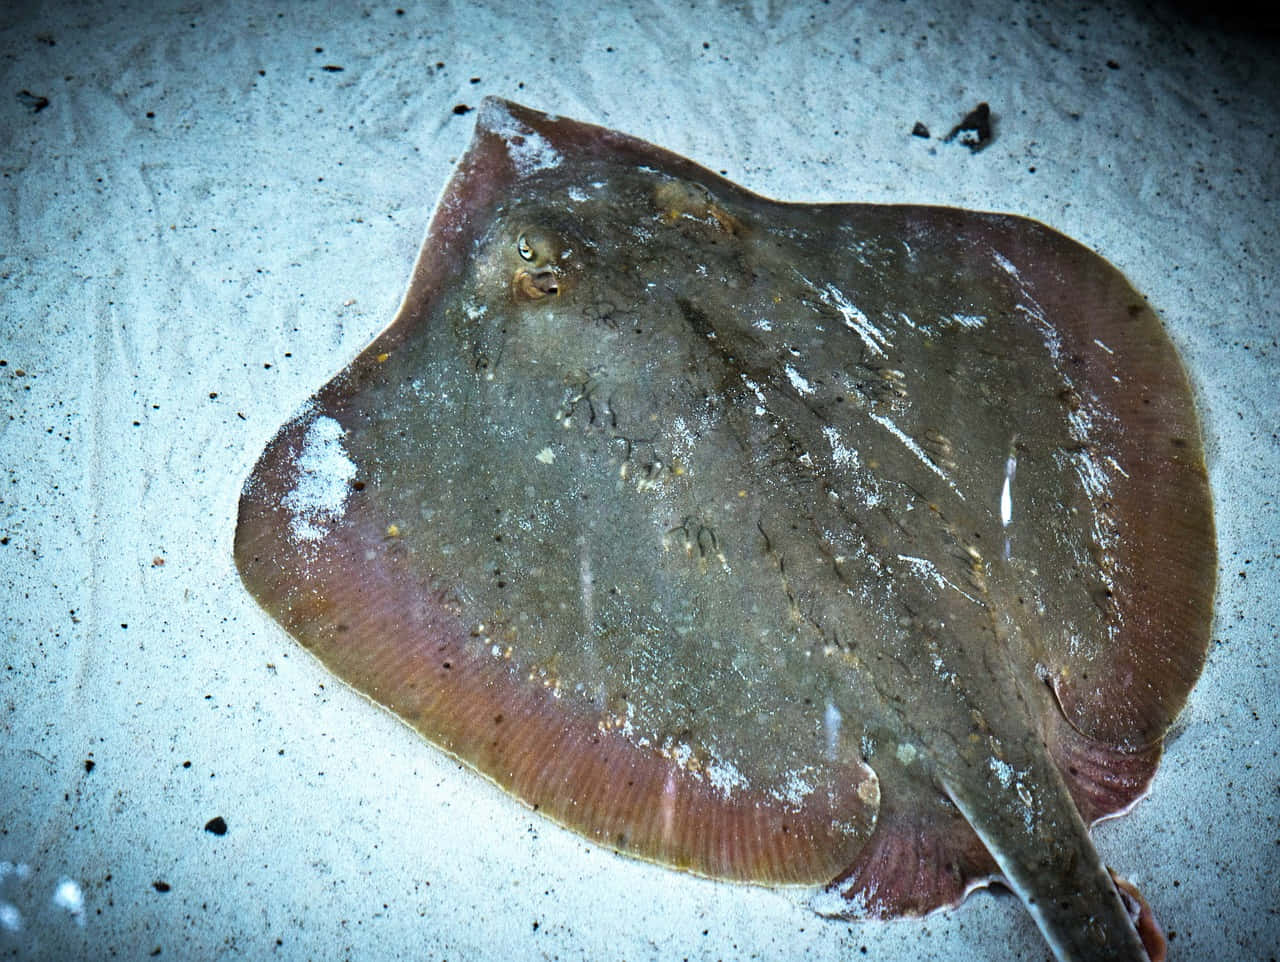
[1,2,1276,959]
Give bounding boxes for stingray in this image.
[234,99,1215,961]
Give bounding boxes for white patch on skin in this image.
[931,653,956,683]
[579,546,594,631]
[992,250,1020,280]
[784,364,814,395]
[567,185,589,202]
[792,270,892,357]
[989,756,1015,788]
[535,447,556,464]
[822,425,858,468]
[823,701,843,760]
[753,318,773,331]
[283,416,357,543]
[821,431,883,508]
[741,374,768,416]
[478,100,563,175]
[772,769,817,807]
[897,554,981,605]
[1000,453,1016,527]
[818,278,891,358]
[896,742,918,765]
[706,757,746,797]
[1105,455,1130,479]
[950,312,987,329]
[869,413,963,499]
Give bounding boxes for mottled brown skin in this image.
[235,100,1214,961]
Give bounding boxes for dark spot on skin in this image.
[1170,437,1188,448]
[205,816,227,835]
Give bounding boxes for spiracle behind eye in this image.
[515,269,559,300]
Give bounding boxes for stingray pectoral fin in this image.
[984,214,1216,750]
[1045,684,1164,825]
[824,757,998,918]
[234,423,878,886]
[943,763,1156,962]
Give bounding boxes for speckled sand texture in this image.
[1,2,1276,959]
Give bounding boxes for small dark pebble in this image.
[1106,59,1119,69]
[943,102,993,152]
[84,759,95,773]
[322,65,344,72]
[205,816,228,835]
[153,881,171,893]
[17,89,49,113]
[911,121,930,138]
[452,104,472,115]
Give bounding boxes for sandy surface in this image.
[1,1,1276,959]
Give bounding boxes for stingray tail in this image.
[942,761,1161,962]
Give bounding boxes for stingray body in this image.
[235,99,1214,961]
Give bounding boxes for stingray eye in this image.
[517,233,535,261]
